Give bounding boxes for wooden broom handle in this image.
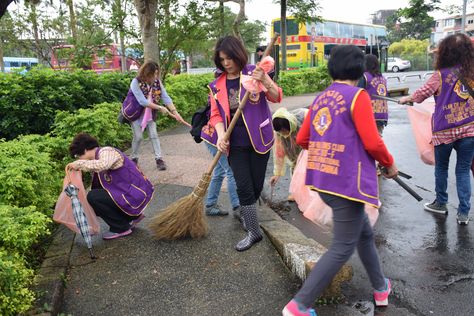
[206,33,280,174]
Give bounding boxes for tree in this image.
[134,0,159,62]
[273,0,321,70]
[206,0,246,42]
[386,0,440,42]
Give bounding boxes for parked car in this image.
[387,57,411,72]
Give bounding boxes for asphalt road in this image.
[267,70,474,316]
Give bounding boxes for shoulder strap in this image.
[452,68,474,99]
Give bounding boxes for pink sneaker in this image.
[374,278,391,307]
[102,229,133,240]
[130,214,146,229]
[282,299,317,316]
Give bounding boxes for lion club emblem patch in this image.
[376,83,387,96]
[454,79,472,99]
[313,107,332,136]
[248,92,260,104]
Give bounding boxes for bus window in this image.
[339,23,352,39]
[323,21,338,37]
[287,44,301,50]
[353,25,365,39]
[273,19,299,36]
[10,62,19,67]
[306,22,324,36]
[21,62,28,67]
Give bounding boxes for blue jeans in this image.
[205,142,240,209]
[434,137,474,215]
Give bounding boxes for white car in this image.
[387,57,411,72]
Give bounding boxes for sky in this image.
[225,0,468,42]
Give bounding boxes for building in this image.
[431,11,474,44]
[371,10,397,26]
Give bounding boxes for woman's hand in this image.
[382,163,399,179]
[252,67,270,84]
[399,96,413,105]
[67,162,80,171]
[270,175,280,187]
[217,136,229,153]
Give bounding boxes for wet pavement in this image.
[267,70,474,316]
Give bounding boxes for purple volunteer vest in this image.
[432,68,474,134]
[122,78,162,122]
[305,82,379,207]
[92,147,155,216]
[201,107,218,145]
[209,64,274,154]
[364,72,388,121]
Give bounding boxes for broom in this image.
[149,34,280,240]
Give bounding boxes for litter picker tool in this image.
[371,95,413,106]
[149,34,279,240]
[382,168,423,202]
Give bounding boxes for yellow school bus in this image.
[271,17,388,70]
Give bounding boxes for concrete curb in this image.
[30,226,75,316]
[259,204,353,298]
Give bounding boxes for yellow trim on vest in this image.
[97,152,153,216]
[350,88,364,119]
[435,70,442,97]
[357,161,378,200]
[122,184,148,209]
[239,70,274,155]
[307,186,379,209]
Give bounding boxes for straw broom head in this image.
[148,173,211,240]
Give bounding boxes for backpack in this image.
[189,104,210,143]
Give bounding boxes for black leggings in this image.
[228,146,270,206]
[87,189,135,233]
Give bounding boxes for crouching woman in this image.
[67,133,154,240]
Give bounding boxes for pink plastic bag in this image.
[407,100,435,165]
[53,170,100,235]
[289,150,379,227]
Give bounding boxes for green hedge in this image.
[0,249,35,316]
[0,68,132,140]
[0,69,214,140]
[278,65,331,96]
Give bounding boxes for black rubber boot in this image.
[235,204,262,251]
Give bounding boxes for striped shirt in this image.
[74,147,124,172]
[412,72,474,146]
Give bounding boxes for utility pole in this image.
[461,0,467,34]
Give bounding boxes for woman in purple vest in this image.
[67,133,155,240]
[358,54,388,136]
[126,61,186,170]
[400,34,474,225]
[209,36,283,251]
[282,45,398,316]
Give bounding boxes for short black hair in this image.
[213,36,248,73]
[365,54,381,76]
[328,45,365,80]
[69,133,99,158]
[272,117,290,132]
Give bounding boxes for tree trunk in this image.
[66,0,77,43]
[219,1,224,37]
[113,0,128,72]
[280,0,287,71]
[232,0,245,43]
[134,0,159,63]
[0,34,4,72]
[28,3,42,62]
